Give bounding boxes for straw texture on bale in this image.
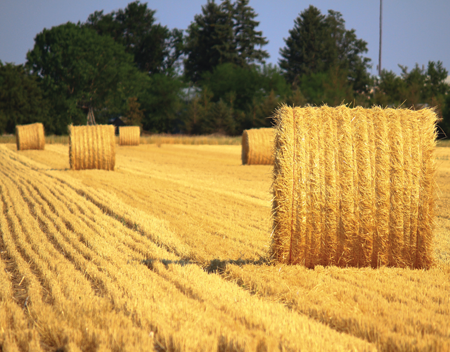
[69,125,115,170]
[15,123,45,150]
[271,105,437,269]
[119,126,140,146]
[241,128,275,165]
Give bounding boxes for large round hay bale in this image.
[241,128,274,165]
[119,126,140,146]
[15,123,45,150]
[69,125,115,171]
[271,105,437,269]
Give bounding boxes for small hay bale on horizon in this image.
[271,105,437,269]
[119,126,140,146]
[69,125,115,171]
[15,123,45,150]
[241,128,274,165]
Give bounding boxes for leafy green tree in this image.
[200,63,262,112]
[139,72,185,133]
[26,22,144,133]
[182,87,214,134]
[373,69,406,107]
[0,62,50,134]
[201,63,288,113]
[184,0,268,82]
[124,97,144,128]
[279,5,371,93]
[85,1,183,74]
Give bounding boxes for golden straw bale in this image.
[271,105,437,269]
[69,125,115,171]
[15,123,45,150]
[119,126,140,146]
[241,128,275,165]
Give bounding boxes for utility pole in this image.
[379,0,383,76]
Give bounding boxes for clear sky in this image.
[1,0,449,76]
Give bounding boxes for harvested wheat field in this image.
[1,140,449,351]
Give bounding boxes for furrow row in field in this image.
[28,168,376,350]
[3,144,272,262]
[0,188,44,352]
[146,260,376,351]
[0,176,69,351]
[0,152,174,350]
[0,144,378,351]
[26,143,272,261]
[222,264,450,352]
[49,168,268,262]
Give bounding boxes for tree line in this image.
[1,1,449,137]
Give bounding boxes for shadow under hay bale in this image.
[119,126,140,146]
[69,125,115,171]
[15,123,45,150]
[241,128,274,165]
[271,105,437,269]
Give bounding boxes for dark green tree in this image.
[0,62,50,134]
[85,1,183,74]
[124,97,145,128]
[279,5,371,93]
[184,1,235,82]
[184,0,268,82]
[373,69,406,107]
[139,72,185,133]
[26,22,144,133]
[233,0,269,66]
[279,6,329,84]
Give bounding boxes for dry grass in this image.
[0,144,375,351]
[241,128,274,165]
[0,141,449,351]
[272,105,437,269]
[1,133,242,146]
[119,126,140,146]
[15,123,45,150]
[69,125,115,170]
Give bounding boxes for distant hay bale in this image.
[241,128,274,165]
[119,126,140,146]
[271,105,437,269]
[15,123,45,150]
[69,125,115,171]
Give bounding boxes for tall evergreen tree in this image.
[184,1,235,82]
[233,0,269,66]
[279,6,330,84]
[184,0,268,82]
[279,5,371,93]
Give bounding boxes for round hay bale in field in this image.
[69,125,115,171]
[271,105,437,269]
[15,123,45,150]
[119,126,140,146]
[241,128,275,165]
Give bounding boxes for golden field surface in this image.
[0,142,449,351]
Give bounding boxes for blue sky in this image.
[1,0,449,76]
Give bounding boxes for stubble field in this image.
[0,142,449,351]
